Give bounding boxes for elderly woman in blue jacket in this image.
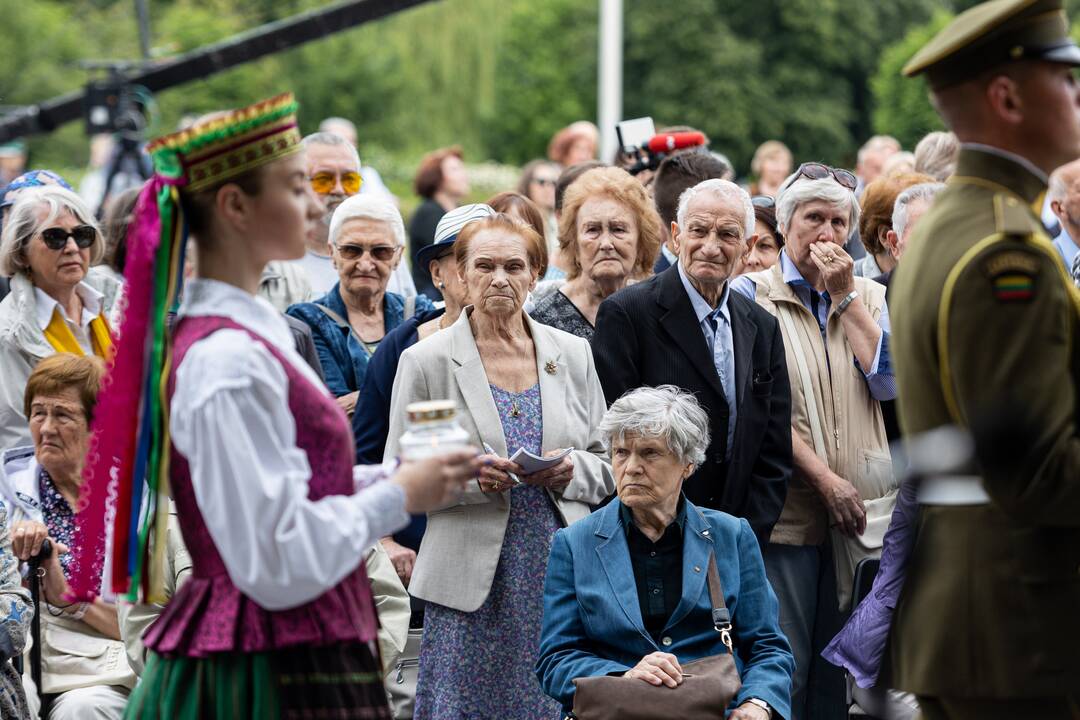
[536,386,794,719]
[287,194,434,416]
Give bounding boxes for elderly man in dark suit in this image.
[593,179,792,543]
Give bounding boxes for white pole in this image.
[598,0,623,163]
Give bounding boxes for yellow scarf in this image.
[43,306,114,358]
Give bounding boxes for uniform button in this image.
[661,636,673,647]
[650,551,656,557]
[702,530,710,537]
[693,566,701,573]
[652,588,661,595]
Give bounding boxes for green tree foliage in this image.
[7,0,1080,186]
[870,11,951,150]
[486,0,598,165]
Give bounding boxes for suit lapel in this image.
[656,267,727,401]
[664,502,714,631]
[450,310,508,455]
[595,506,654,647]
[729,294,757,411]
[528,315,565,453]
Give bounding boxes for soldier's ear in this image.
[985,73,1024,126]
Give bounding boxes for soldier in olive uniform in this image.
[889,0,1080,718]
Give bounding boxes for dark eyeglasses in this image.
[792,162,857,191]
[751,195,775,208]
[40,225,97,250]
[335,244,398,262]
[310,171,362,195]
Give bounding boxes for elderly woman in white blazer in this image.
[385,213,613,720]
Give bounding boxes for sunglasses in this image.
[335,244,398,262]
[310,171,362,195]
[792,162,857,191]
[40,225,97,250]
[751,195,775,208]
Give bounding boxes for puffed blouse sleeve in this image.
[170,329,410,611]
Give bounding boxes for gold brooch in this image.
[544,360,558,375]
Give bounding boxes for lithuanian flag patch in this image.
[992,273,1034,301]
[983,250,1039,302]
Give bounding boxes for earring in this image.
[438,282,445,289]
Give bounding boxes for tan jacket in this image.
[385,310,615,612]
[751,262,895,605]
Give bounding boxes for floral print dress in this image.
[414,383,563,720]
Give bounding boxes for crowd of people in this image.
[0,1,1077,719]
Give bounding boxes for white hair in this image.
[328,194,405,248]
[775,172,860,239]
[599,385,710,466]
[675,178,755,240]
[0,186,104,278]
[892,182,945,240]
[913,131,959,182]
[301,131,361,170]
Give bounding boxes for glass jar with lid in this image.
[398,400,471,461]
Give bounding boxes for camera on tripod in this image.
[83,79,149,138]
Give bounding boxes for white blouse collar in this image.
[33,281,104,331]
[179,278,293,350]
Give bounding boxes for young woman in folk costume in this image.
[68,94,479,719]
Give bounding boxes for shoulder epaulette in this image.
[993,194,1039,237]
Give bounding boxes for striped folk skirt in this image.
[124,641,392,720]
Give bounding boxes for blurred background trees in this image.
[5,0,1080,192]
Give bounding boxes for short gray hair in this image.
[775,172,860,239]
[0,186,104,278]
[913,131,959,182]
[301,131,361,170]
[892,182,945,240]
[328,194,405,248]
[599,385,710,466]
[675,178,755,240]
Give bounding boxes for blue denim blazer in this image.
[286,283,434,397]
[536,497,794,717]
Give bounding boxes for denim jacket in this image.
[286,283,434,397]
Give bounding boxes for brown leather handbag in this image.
[570,550,742,720]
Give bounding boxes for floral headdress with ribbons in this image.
[70,93,302,603]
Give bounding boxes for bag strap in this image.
[696,507,735,656]
[777,304,828,459]
[315,306,375,358]
[706,551,735,656]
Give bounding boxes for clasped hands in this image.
[476,450,574,493]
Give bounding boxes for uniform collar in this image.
[954,145,1048,205]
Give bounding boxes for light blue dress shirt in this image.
[1052,228,1080,272]
[677,262,737,459]
[730,252,896,401]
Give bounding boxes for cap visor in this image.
[416,242,454,269]
[1040,43,1080,66]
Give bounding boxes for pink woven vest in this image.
[144,316,379,656]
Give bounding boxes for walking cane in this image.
[27,538,52,700]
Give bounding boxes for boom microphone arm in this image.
[0,0,434,143]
